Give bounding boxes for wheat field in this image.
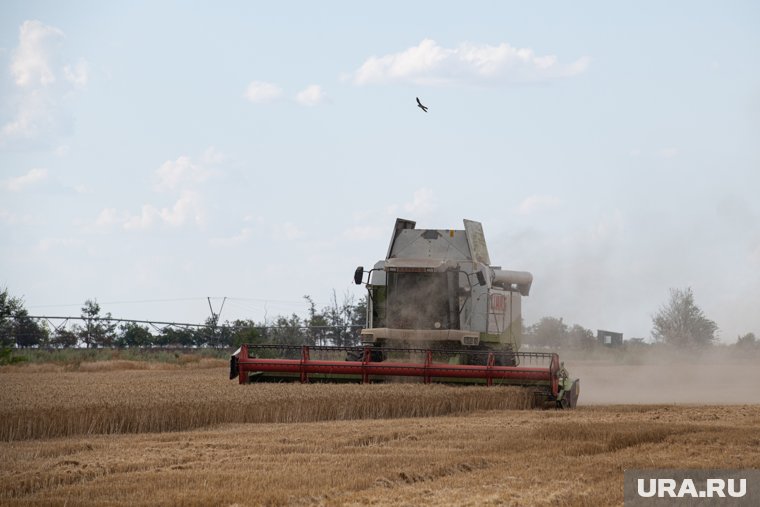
[1,362,759,506]
[0,363,534,441]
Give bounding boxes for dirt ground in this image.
[567,360,760,405]
[2,363,759,506]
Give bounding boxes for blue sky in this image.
[1,1,758,341]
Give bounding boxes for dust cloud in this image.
[568,349,760,405]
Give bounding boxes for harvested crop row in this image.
[0,367,535,441]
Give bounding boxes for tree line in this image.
[523,287,757,350]
[1,286,757,351]
[0,289,365,349]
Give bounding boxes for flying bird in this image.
[416,97,428,113]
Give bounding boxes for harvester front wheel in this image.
[464,345,489,366]
[345,349,362,361]
[346,346,385,363]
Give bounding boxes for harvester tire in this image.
[346,347,384,363]
[345,349,363,362]
[493,349,517,367]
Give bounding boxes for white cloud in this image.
[159,191,205,227]
[63,58,89,88]
[1,91,58,141]
[1,20,88,145]
[384,188,436,217]
[92,150,217,232]
[516,194,562,215]
[210,227,254,247]
[295,85,326,106]
[154,155,212,191]
[122,205,158,231]
[123,191,205,230]
[243,81,283,103]
[3,168,48,191]
[351,38,590,86]
[10,20,64,87]
[94,207,123,228]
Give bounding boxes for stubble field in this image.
[1,359,759,506]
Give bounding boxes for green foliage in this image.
[304,295,329,346]
[0,346,27,365]
[75,299,117,348]
[0,288,22,347]
[0,287,48,348]
[157,327,197,347]
[522,317,596,350]
[524,317,567,347]
[51,328,78,348]
[651,288,718,348]
[228,320,263,347]
[116,322,153,347]
[262,314,306,346]
[2,290,367,350]
[319,290,364,347]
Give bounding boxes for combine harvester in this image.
[231,219,579,408]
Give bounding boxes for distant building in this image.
[597,329,623,347]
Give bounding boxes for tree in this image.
[525,317,568,348]
[51,328,78,348]
[228,319,263,347]
[0,288,47,348]
[157,327,196,347]
[322,290,362,347]
[198,315,231,348]
[651,288,717,348]
[304,295,328,346]
[116,322,154,348]
[76,299,116,348]
[350,295,367,329]
[14,314,49,347]
[266,314,306,346]
[0,288,24,347]
[736,332,757,349]
[567,324,595,350]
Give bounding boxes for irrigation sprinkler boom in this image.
[231,218,579,408]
